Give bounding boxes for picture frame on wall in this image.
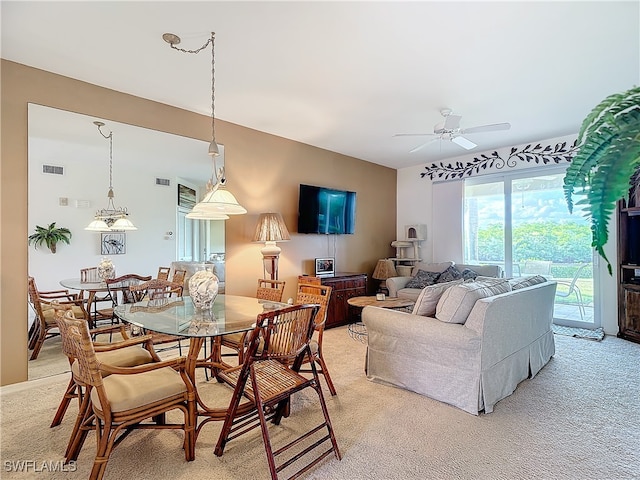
[178,184,196,209]
[101,232,126,255]
[315,257,335,277]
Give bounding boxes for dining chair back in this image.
[58,309,195,480]
[214,304,341,479]
[220,278,287,364]
[27,276,87,360]
[128,279,186,353]
[294,282,336,395]
[157,266,171,281]
[170,269,187,295]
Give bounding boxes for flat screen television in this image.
[298,184,356,234]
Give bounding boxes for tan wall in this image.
[0,60,397,385]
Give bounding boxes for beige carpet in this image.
[2,327,639,479]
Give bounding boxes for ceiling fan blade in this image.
[460,122,511,134]
[393,133,438,137]
[409,138,439,153]
[451,135,477,150]
[443,114,462,130]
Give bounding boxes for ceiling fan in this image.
[394,109,511,153]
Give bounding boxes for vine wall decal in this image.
[420,139,579,181]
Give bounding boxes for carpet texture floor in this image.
[1,326,639,479]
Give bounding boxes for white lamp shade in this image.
[111,218,138,230]
[192,187,247,215]
[185,210,229,220]
[85,219,111,231]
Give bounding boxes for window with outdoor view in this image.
[463,167,598,328]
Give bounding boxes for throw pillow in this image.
[410,261,453,277]
[509,275,547,290]
[436,265,463,283]
[411,279,465,317]
[435,279,512,324]
[405,269,441,289]
[461,268,479,281]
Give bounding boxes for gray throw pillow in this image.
[436,265,463,283]
[461,268,479,281]
[405,269,440,289]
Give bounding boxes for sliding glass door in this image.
[463,167,598,328]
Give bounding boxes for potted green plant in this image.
[563,85,640,274]
[28,222,72,254]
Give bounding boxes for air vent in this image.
[42,164,64,175]
[156,178,171,186]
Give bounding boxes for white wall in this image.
[397,135,619,335]
[27,107,210,293]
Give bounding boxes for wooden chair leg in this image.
[316,355,337,396]
[66,387,93,462]
[29,332,45,360]
[50,377,78,427]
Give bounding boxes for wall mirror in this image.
[27,104,222,380]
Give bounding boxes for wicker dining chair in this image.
[50,303,161,463]
[170,268,187,295]
[294,282,337,395]
[214,304,341,480]
[95,274,153,328]
[128,279,186,353]
[220,278,286,364]
[58,309,195,480]
[27,276,88,360]
[157,266,171,281]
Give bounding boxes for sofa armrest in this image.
[386,276,412,297]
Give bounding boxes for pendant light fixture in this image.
[163,31,247,219]
[85,121,137,231]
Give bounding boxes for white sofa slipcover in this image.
[362,280,556,415]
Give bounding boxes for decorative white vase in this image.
[97,257,115,281]
[188,270,219,309]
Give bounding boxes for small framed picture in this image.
[101,232,126,255]
[178,184,197,209]
[315,257,335,277]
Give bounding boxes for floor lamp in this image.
[253,213,291,280]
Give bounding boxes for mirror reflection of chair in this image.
[157,266,171,281]
[170,268,187,296]
[27,276,88,360]
[220,279,286,364]
[215,304,341,479]
[295,282,336,396]
[50,303,160,463]
[555,263,590,319]
[128,279,186,354]
[57,309,195,479]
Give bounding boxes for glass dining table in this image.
[114,294,288,429]
[59,278,123,321]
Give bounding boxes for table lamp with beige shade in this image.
[253,213,291,280]
[372,259,398,295]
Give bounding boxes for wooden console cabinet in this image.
[617,180,640,343]
[320,273,367,328]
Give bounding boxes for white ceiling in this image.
[3,1,639,170]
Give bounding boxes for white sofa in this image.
[386,262,503,301]
[362,279,556,415]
